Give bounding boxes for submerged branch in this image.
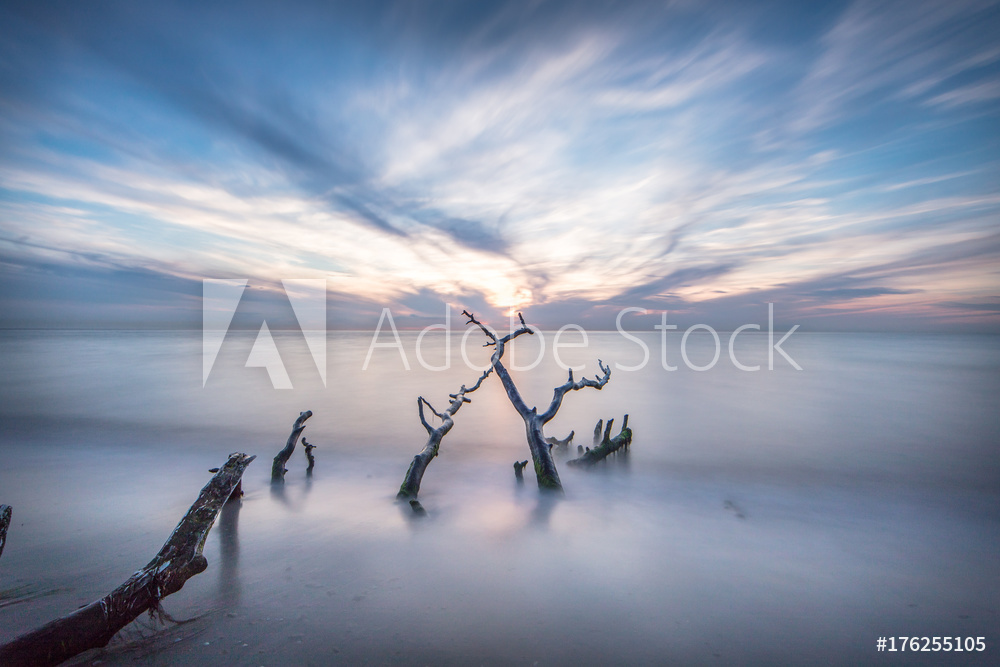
[463,309,613,493]
[303,438,316,474]
[397,367,493,501]
[539,361,611,424]
[568,415,632,467]
[272,410,312,482]
[544,431,575,451]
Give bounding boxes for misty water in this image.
[0,329,998,665]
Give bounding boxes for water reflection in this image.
[1,331,998,664]
[529,494,559,528]
[216,498,241,605]
[269,479,290,507]
[270,479,318,511]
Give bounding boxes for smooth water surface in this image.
[0,330,997,665]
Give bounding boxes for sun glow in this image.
[499,288,534,316]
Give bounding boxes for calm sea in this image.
[0,330,997,664]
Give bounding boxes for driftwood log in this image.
[396,369,492,502]
[568,415,632,467]
[464,310,611,492]
[272,410,312,482]
[0,453,256,667]
[0,504,10,561]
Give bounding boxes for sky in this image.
[0,0,999,331]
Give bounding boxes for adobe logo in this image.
[202,279,326,389]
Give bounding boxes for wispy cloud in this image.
[0,0,998,330]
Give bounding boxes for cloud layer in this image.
[1,0,999,330]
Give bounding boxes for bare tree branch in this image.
[462,310,534,418]
[463,309,612,493]
[416,397,435,435]
[539,360,611,423]
[397,367,493,502]
[272,410,312,482]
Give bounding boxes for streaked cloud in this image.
[0,0,998,331]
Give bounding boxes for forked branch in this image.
[462,310,534,418]
[397,367,493,502]
[463,309,613,493]
[539,360,611,423]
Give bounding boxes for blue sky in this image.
[1,0,999,331]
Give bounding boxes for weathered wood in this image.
[210,468,243,504]
[272,410,312,482]
[513,460,528,481]
[463,310,611,493]
[0,453,256,667]
[0,504,10,561]
[545,431,574,451]
[568,415,632,467]
[303,438,316,474]
[396,369,492,501]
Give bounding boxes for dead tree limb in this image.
[210,466,244,504]
[303,438,316,475]
[396,368,493,502]
[568,415,632,467]
[0,453,256,667]
[0,504,10,561]
[464,310,611,492]
[513,460,529,481]
[545,431,574,451]
[272,410,312,482]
